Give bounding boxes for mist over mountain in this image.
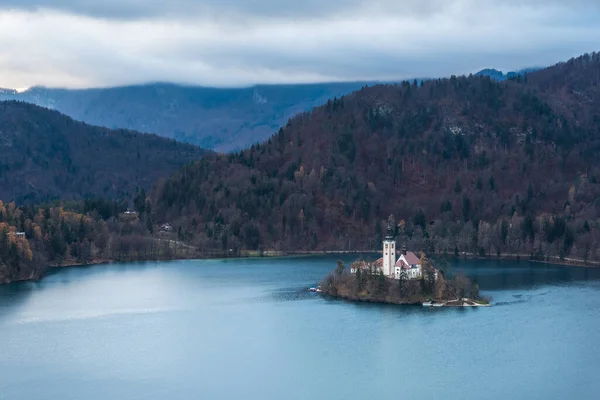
[0,63,549,153]
[0,82,378,152]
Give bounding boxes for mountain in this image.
[0,82,378,152]
[153,52,600,261]
[0,88,18,95]
[0,71,537,152]
[475,67,541,81]
[0,101,208,203]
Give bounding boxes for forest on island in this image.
[320,258,483,304]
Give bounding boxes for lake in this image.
[1,256,599,399]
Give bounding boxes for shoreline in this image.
[287,250,600,269]
[2,249,599,285]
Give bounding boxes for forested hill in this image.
[0,101,208,203]
[155,52,600,260]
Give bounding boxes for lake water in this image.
[1,256,599,399]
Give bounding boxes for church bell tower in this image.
[382,216,396,277]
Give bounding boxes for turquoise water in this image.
[1,256,599,399]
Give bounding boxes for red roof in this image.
[395,252,421,267]
[404,252,421,265]
[395,259,410,269]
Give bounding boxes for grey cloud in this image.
[0,0,364,19]
[0,0,599,89]
[6,0,599,20]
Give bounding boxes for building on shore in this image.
[394,247,422,280]
[351,217,423,280]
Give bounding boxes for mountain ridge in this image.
[0,81,381,151]
[0,66,538,152]
[474,67,542,81]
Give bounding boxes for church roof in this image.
[396,251,420,265]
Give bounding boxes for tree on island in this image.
[335,260,345,275]
[321,253,485,305]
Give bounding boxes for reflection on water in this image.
[0,256,599,400]
[447,259,600,290]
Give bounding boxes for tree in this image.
[420,253,436,295]
[434,273,446,299]
[454,180,462,193]
[355,266,362,291]
[397,269,407,293]
[441,201,452,213]
[376,269,386,294]
[413,210,426,230]
[335,260,345,275]
[462,197,471,221]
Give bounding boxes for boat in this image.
[422,300,444,307]
[308,285,322,293]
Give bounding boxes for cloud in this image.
[0,0,599,88]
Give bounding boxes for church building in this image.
[383,217,422,280]
[351,218,423,280]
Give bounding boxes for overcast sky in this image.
[1,0,599,89]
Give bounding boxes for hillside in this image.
[0,101,208,203]
[154,52,600,261]
[0,82,376,152]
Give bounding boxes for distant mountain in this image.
[153,52,600,260]
[0,101,208,203]
[475,67,542,81]
[0,68,541,152]
[0,82,378,152]
[0,88,18,95]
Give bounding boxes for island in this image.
[319,218,490,307]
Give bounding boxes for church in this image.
[351,219,423,280]
[382,220,422,280]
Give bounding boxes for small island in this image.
[319,217,490,307]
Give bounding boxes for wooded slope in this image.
[0,101,208,203]
[155,52,600,259]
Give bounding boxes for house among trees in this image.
[351,217,423,280]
